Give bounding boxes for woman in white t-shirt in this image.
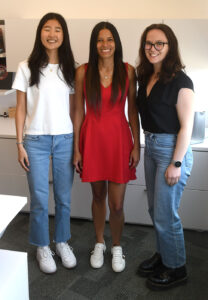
[13,12,76,274]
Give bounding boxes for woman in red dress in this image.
[73,22,140,272]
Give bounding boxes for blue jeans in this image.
[144,132,193,268]
[24,134,74,246]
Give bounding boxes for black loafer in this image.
[137,253,162,277]
[147,264,188,290]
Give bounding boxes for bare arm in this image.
[73,65,85,173]
[127,64,140,168]
[15,90,29,171]
[165,88,195,185]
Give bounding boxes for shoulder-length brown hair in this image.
[136,23,185,86]
[86,21,126,112]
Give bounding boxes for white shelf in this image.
[0,89,15,96]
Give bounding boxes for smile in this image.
[149,53,159,58]
[101,49,111,52]
[47,39,57,43]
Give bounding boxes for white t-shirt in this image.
[12,60,74,135]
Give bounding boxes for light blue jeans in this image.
[24,134,74,246]
[144,132,193,268]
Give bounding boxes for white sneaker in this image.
[36,246,57,274]
[90,242,106,268]
[56,242,77,269]
[111,246,125,272]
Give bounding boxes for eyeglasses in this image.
[144,41,168,51]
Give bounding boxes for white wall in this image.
[4,18,208,113]
[1,0,208,112]
[1,0,208,19]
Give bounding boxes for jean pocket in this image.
[155,136,176,148]
[24,135,40,141]
[64,133,73,140]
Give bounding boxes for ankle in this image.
[96,238,105,244]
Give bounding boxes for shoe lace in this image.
[113,248,125,262]
[41,247,55,259]
[60,243,73,259]
[91,244,104,257]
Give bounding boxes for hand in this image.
[165,164,181,186]
[17,144,30,172]
[129,147,140,169]
[73,151,83,174]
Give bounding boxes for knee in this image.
[31,201,48,213]
[93,192,106,204]
[109,203,124,216]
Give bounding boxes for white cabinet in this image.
[124,185,150,224]
[0,138,30,212]
[0,137,208,230]
[186,151,208,190]
[70,177,92,219]
[179,190,208,230]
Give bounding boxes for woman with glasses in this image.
[73,21,140,272]
[136,24,194,289]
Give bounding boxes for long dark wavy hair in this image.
[28,12,75,88]
[136,23,185,86]
[86,21,127,112]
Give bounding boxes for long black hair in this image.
[137,23,184,86]
[86,21,127,112]
[28,12,75,88]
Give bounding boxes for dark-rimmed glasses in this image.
[144,41,168,51]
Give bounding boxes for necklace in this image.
[99,66,113,80]
[102,72,113,80]
[49,64,58,72]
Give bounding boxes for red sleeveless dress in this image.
[79,63,136,183]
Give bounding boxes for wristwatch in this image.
[171,160,182,168]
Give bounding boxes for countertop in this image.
[0,118,208,151]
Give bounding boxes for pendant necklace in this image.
[99,67,113,80]
[49,65,53,72]
[49,63,58,72]
[103,72,113,80]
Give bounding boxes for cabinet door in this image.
[124,184,151,225]
[179,190,208,231]
[70,178,92,219]
[0,138,24,176]
[186,151,208,191]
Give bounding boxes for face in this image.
[145,29,169,69]
[41,19,63,53]
[96,29,115,59]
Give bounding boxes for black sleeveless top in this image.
[137,71,194,134]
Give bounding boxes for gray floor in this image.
[1,213,208,300]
